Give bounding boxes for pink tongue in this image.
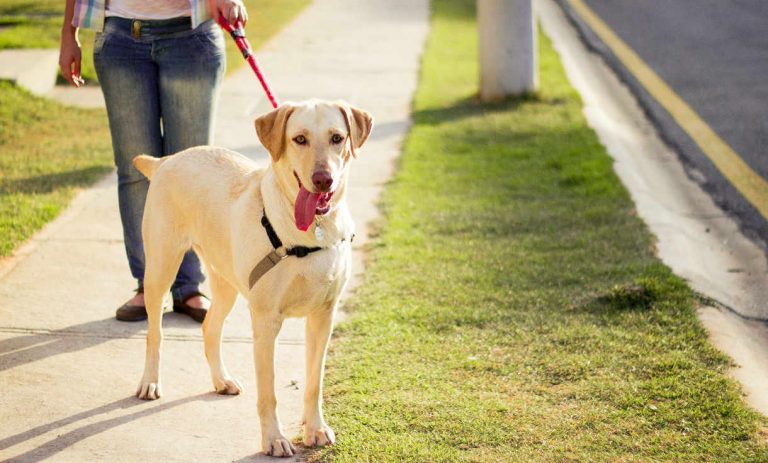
[295,185,321,231]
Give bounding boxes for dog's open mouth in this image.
[294,171,333,231]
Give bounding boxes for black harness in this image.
[248,209,351,289]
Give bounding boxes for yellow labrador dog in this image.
[131,100,373,457]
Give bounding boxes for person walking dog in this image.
[58,0,248,322]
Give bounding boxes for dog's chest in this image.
[269,244,352,317]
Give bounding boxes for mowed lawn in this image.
[0,81,113,257]
[0,0,309,258]
[309,0,768,462]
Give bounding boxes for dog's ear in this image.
[336,102,374,158]
[255,104,296,162]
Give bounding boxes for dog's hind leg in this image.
[302,306,336,447]
[202,267,242,395]
[136,220,186,400]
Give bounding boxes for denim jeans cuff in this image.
[171,284,203,302]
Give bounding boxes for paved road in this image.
[561,0,768,249]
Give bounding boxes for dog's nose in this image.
[312,171,333,192]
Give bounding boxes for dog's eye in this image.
[331,133,344,144]
[293,135,307,145]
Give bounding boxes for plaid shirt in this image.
[72,0,212,30]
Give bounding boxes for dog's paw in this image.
[263,435,296,457]
[214,377,243,395]
[303,424,335,447]
[136,380,162,400]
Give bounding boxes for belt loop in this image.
[131,20,141,39]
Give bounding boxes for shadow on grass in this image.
[429,0,476,22]
[0,16,27,27]
[0,166,112,196]
[412,92,548,126]
[566,271,692,320]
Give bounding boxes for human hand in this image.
[59,26,84,87]
[214,0,248,26]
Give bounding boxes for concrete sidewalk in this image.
[0,1,429,461]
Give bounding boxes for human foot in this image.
[116,290,147,321]
[173,291,209,323]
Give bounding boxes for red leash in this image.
[217,17,280,109]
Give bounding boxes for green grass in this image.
[0,0,98,82]
[0,0,310,83]
[0,1,308,258]
[0,80,113,257]
[308,0,768,461]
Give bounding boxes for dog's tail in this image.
[132,155,167,180]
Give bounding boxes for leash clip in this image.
[268,247,288,263]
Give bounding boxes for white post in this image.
[478,0,538,101]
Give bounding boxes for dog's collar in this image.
[248,209,352,289]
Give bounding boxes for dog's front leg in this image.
[252,314,296,457]
[303,307,336,447]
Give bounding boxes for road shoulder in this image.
[555,0,768,255]
[539,0,768,415]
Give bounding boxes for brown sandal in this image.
[116,287,147,322]
[172,291,209,323]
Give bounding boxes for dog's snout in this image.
[312,171,333,192]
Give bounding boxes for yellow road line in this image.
[566,0,768,219]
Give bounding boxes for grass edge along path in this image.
[308,0,768,461]
[0,81,113,258]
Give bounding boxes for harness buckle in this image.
[267,247,287,264]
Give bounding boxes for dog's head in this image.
[255,100,374,231]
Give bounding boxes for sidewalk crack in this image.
[0,326,304,345]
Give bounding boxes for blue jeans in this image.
[94,16,225,301]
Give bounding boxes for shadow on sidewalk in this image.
[0,318,142,373]
[0,313,204,373]
[0,393,229,462]
[232,450,307,463]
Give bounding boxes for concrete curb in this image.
[539,0,768,415]
[554,0,768,256]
